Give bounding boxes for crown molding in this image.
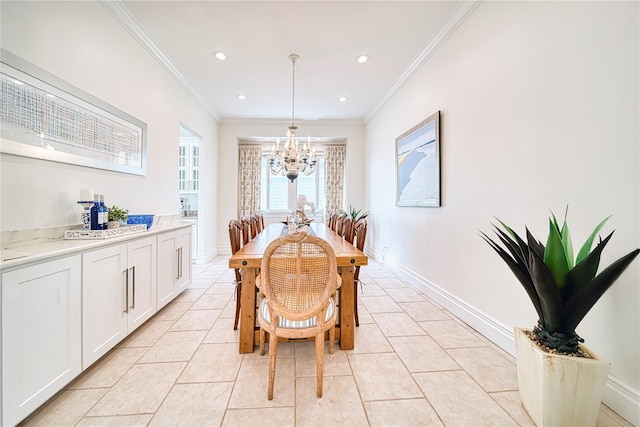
[98,0,219,121]
[100,0,480,126]
[219,117,364,127]
[365,0,483,123]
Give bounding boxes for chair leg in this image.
[260,328,266,356]
[233,282,241,330]
[354,280,359,327]
[268,331,278,400]
[315,332,324,398]
[329,326,335,354]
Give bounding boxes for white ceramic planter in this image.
[514,327,610,427]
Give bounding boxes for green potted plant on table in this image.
[339,205,369,222]
[480,208,639,427]
[107,205,128,229]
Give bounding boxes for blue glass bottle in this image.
[90,195,101,230]
[99,195,108,230]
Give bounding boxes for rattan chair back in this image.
[261,233,337,322]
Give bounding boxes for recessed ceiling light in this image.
[237,94,247,100]
[46,93,56,99]
[339,96,349,102]
[213,51,227,61]
[356,54,369,64]
[12,79,23,85]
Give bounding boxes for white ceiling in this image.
[111,1,475,123]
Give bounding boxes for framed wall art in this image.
[396,110,440,207]
[0,49,147,175]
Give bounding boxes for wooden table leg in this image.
[339,266,355,350]
[239,268,257,353]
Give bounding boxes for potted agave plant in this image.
[481,209,639,427]
[339,205,369,222]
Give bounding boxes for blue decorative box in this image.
[127,214,154,229]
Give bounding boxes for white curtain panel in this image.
[324,145,345,214]
[238,145,262,218]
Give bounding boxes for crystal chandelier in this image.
[268,54,316,182]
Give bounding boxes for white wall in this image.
[366,1,639,423]
[217,119,365,251]
[0,1,218,259]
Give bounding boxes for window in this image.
[260,153,325,213]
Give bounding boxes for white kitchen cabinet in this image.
[2,255,82,427]
[157,227,192,309]
[178,138,200,193]
[182,218,197,262]
[82,236,157,368]
[126,236,158,332]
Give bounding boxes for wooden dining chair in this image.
[257,232,340,400]
[335,215,346,237]
[228,219,243,330]
[353,218,368,327]
[343,217,354,244]
[241,217,251,245]
[249,216,258,238]
[252,214,263,233]
[328,213,337,231]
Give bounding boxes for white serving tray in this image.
[64,225,147,240]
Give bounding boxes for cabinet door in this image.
[176,228,192,292]
[157,233,178,310]
[82,244,128,369]
[192,221,197,262]
[157,228,192,309]
[178,140,199,193]
[2,255,82,427]
[127,236,157,332]
[178,144,188,191]
[190,144,199,191]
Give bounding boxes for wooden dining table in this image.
[228,222,368,353]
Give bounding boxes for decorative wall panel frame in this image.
[396,110,441,207]
[0,49,147,175]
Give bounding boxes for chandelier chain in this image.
[268,53,315,183]
[289,54,298,129]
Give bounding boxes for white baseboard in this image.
[195,248,217,264]
[369,250,639,426]
[217,246,231,256]
[603,375,640,427]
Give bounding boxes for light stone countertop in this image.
[1,214,192,271]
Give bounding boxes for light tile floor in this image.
[21,257,632,427]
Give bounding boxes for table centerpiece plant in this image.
[340,205,369,222]
[480,207,639,426]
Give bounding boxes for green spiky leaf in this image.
[529,247,564,332]
[479,231,544,322]
[576,216,611,264]
[544,218,571,288]
[556,207,574,269]
[565,232,613,294]
[562,248,640,332]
